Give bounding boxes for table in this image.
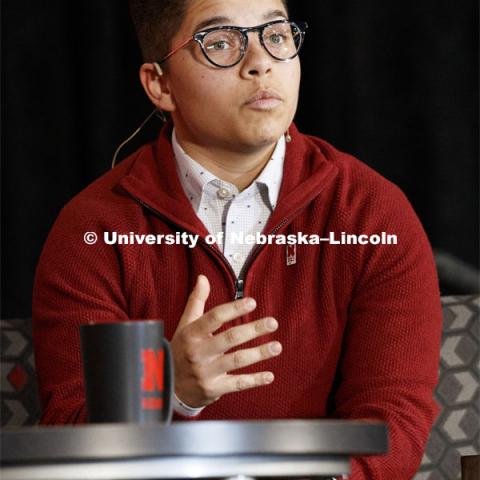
[1,420,388,479]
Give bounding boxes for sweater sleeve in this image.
[32,201,129,424]
[333,185,442,479]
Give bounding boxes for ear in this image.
[139,63,176,112]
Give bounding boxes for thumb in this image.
[177,275,211,329]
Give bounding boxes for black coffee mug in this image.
[80,320,173,424]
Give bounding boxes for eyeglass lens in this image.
[202,22,303,67]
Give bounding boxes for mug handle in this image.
[162,338,174,424]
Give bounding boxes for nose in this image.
[239,32,273,78]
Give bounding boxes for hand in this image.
[171,275,282,408]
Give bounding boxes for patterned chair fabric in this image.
[1,318,41,425]
[414,295,479,479]
[1,296,479,478]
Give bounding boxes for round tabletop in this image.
[1,420,388,479]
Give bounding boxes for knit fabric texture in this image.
[32,123,442,479]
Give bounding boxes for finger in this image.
[210,341,282,375]
[177,275,210,329]
[189,296,257,337]
[200,317,278,356]
[216,372,275,397]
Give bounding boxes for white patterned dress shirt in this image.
[171,128,286,416]
[173,129,285,278]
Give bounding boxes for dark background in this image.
[1,0,478,318]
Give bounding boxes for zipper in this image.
[129,193,308,300]
[128,195,240,298]
[235,206,307,283]
[234,279,244,299]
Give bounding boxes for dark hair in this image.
[129,0,289,63]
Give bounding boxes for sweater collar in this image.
[117,122,338,237]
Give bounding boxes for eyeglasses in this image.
[158,19,308,68]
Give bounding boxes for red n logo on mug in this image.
[141,349,164,410]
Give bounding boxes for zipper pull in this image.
[234,279,244,299]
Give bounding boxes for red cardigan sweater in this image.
[33,123,442,479]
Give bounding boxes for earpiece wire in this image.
[111,108,166,169]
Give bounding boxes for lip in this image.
[245,89,283,110]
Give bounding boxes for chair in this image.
[1,318,41,425]
[414,295,479,479]
[1,297,479,479]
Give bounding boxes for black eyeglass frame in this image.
[158,19,308,69]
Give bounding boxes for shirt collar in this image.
[172,128,285,211]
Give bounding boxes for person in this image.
[32,0,442,478]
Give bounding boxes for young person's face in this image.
[163,0,301,152]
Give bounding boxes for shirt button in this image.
[232,252,244,263]
[217,187,232,199]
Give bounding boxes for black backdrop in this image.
[1,0,478,318]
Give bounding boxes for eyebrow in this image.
[193,9,288,32]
